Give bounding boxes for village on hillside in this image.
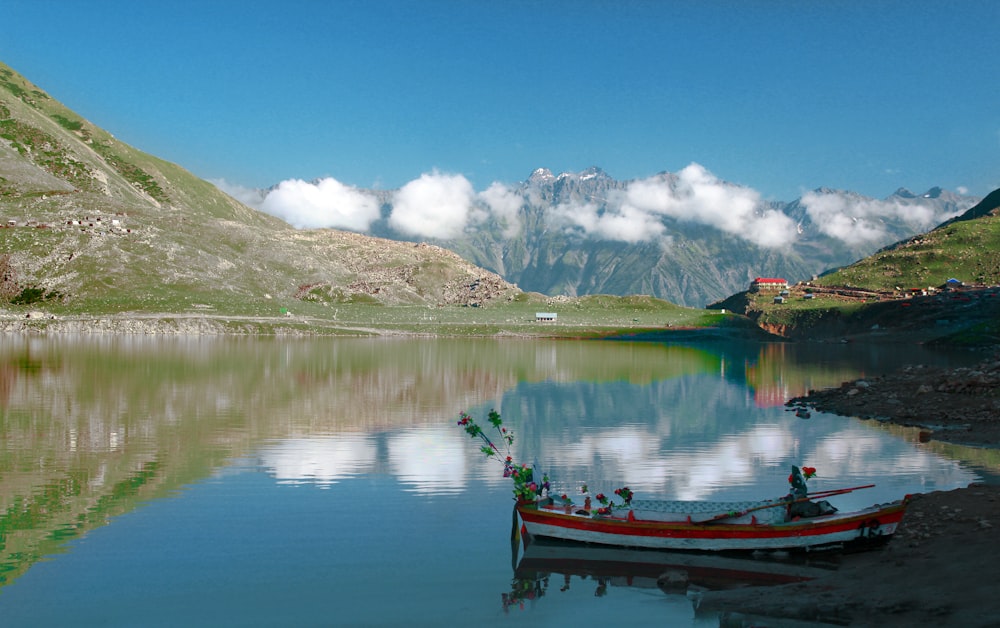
[749,275,1000,306]
[1,208,132,235]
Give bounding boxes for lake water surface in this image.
[0,336,992,626]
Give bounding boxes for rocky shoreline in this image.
[698,485,1000,627]
[788,356,1000,447]
[698,357,1000,627]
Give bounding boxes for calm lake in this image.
[0,336,992,627]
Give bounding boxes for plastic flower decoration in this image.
[457,410,548,502]
[587,487,633,515]
[614,486,634,505]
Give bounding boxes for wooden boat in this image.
[456,410,909,553]
[516,493,908,552]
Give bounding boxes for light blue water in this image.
[0,337,988,626]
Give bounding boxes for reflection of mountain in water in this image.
[707,341,970,408]
[0,336,981,590]
[497,355,978,502]
[0,337,717,588]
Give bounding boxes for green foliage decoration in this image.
[456,410,549,502]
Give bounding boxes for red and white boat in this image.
[456,410,909,553]
[516,493,908,552]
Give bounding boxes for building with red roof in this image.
[750,277,789,292]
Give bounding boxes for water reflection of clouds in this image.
[807,429,973,496]
[537,419,975,507]
[550,424,794,501]
[387,426,470,495]
[257,418,976,507]
[259,436,377,487]
[259,427,499,494]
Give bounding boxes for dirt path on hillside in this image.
[697,357,1000,626]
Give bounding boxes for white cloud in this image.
[801,191,961,246]
[551,163,797,247]
[258,177,381,230]
[389,171,475,239]
[477,182,524,238]
[655,163,797,247]
[550,200,667,243]
[742,210,800,248]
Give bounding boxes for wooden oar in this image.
[698,498,799,525]
[698,484,875,525]
[807,484,875,499]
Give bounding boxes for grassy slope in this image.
[815,208,1000,292]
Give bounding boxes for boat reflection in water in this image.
[504,536,838,613]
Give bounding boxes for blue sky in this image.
[3,0,998,202]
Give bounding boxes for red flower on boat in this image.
[788,465,817,499]
[614,486,634,505]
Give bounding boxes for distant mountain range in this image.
[241,167,980,307]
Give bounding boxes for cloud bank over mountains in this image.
[798,190,958,246]
[215,164,964,248]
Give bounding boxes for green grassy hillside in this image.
[814,189,1000,292]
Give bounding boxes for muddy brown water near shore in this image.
[698,357,1000,627]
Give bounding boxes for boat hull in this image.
[516,499,907,552]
